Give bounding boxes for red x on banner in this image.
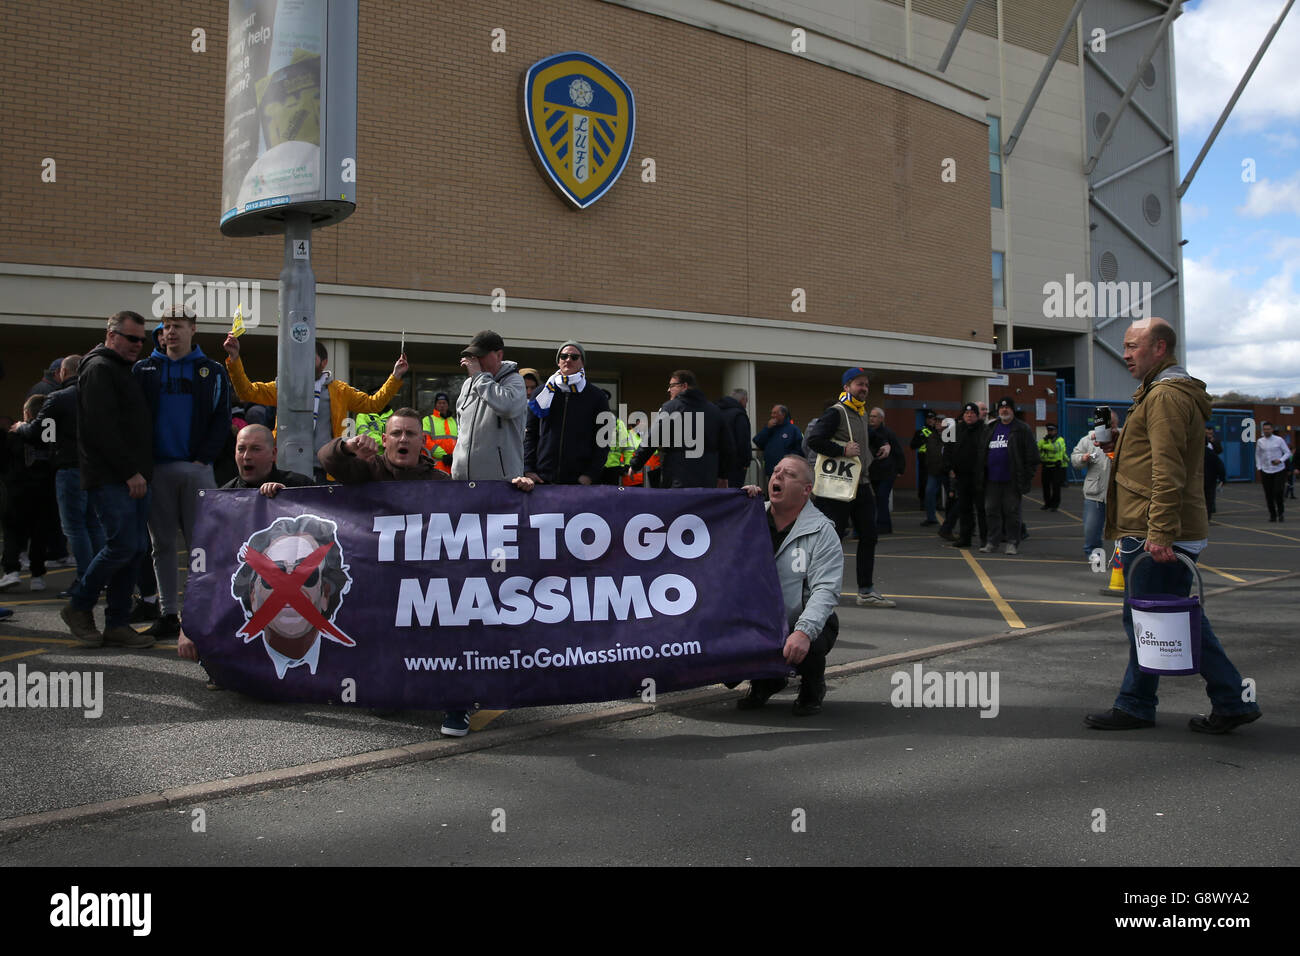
[239,542,355,647]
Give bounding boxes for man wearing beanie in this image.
[805,367,896,608]
[524,340,610,485]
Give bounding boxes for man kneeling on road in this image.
[737,454,843,716]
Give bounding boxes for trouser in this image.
[940,474,978,542]
[871,476,894,532]
[750,612,839,703]
[2,480,58,578]
[814,485,877,592]
[147,461,215,616]
[1041,464,1065,508]
[1113,539,1260,722]
[1081,498,1105,554]
[71,484,152,628]
[1261,471,1286,518]
[1203,479,1217,517]
[923,474,941,522]
[984,481,1022,547]
[55,468,106,586]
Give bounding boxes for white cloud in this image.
[1180,201,1211,223]
[1175,0,1300,133]
[1183,254,1300,397]
[1237,173,1300,216]
[1263,130,1299,151]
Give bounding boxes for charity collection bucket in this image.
[1126,551,1204,676]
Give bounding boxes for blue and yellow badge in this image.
[522,52,635,209]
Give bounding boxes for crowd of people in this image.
[0,313,1287,735]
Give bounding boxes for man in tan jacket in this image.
[1085,319,1262,735]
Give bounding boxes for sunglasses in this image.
[558,353,582,361]
[256,562,321,590]
[112,330,147,344]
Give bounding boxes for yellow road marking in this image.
[0,648,50,664]
[839,592,1121,607]
[959,550,1025,628]
[1208,519,1300,543]
[470,709,506,731]
[0,635,80,646]
[1198,563,1246,583]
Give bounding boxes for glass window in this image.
[988,115,1002,209]
[993,251,1005,308]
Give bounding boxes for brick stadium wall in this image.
[0,0,990,346]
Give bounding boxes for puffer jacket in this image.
[1105,360,1211,547]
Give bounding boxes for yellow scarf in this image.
[838,391,866,416]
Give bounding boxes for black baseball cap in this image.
[462,330,504,357]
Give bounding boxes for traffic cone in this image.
[1099,542,1125,596]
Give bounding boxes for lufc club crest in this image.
[521,52,636,209]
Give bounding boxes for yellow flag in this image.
[231,303,246,338]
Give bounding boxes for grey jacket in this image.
[769,498,844,641]
[1071,431,1112,502]
[452,360,526,480]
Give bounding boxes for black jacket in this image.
[868,424,905,481]
[76,343,153,490]
[221,466,315,490]
[525,386,610,484]
[976,417,1039,495]
[941,419,982,478]
[15,383,79,470]
[631,387,734,488]
[714,395,751,487]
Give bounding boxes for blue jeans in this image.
[1081,498,1105,555]
[55,468,105,585]
[1113,538,1260,722]
[71,484,152,628]
[924,474,941,522]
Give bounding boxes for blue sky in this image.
[1175,0,1300,398]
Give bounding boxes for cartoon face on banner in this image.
[230,514,354,678]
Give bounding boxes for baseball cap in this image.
[462,330,504,357]
[518,367,539,382]
[841,366,868,387]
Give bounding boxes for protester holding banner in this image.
[222,424,314,496]
[319,409,449,484]
[739,455,843,715]
[806,367,895,608]
[1085,318,1261,734]
[525,341,610,485]
[452,330,528,481]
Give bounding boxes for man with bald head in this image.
[220,425,314,497]
[1085,318,1262,735]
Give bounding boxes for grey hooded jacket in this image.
[769,498,844,641]
[452,360,527,480]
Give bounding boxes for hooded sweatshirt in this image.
[133,344,230,463]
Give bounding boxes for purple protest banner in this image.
[184,482,789,709]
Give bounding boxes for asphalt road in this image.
[1,482,1295,866]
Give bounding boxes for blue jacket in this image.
[133,346,231,464]
[754,417,805,476]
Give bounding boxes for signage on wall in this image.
[882,384,913,396]
[521,52,636,209]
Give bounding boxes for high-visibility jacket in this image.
[356,410,393,447]
[424,413,457,474]
[622,451,661,486]
[604,418,641,469]
[1038,435,1067,466]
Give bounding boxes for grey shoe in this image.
[1005,543,1018,555]
[60,604,103,646]
[978,543,995,554]
[856,590,897,608]
[103,625,156,649]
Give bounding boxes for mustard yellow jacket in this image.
[225,356,402,440]
[1105,359,1212,547]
